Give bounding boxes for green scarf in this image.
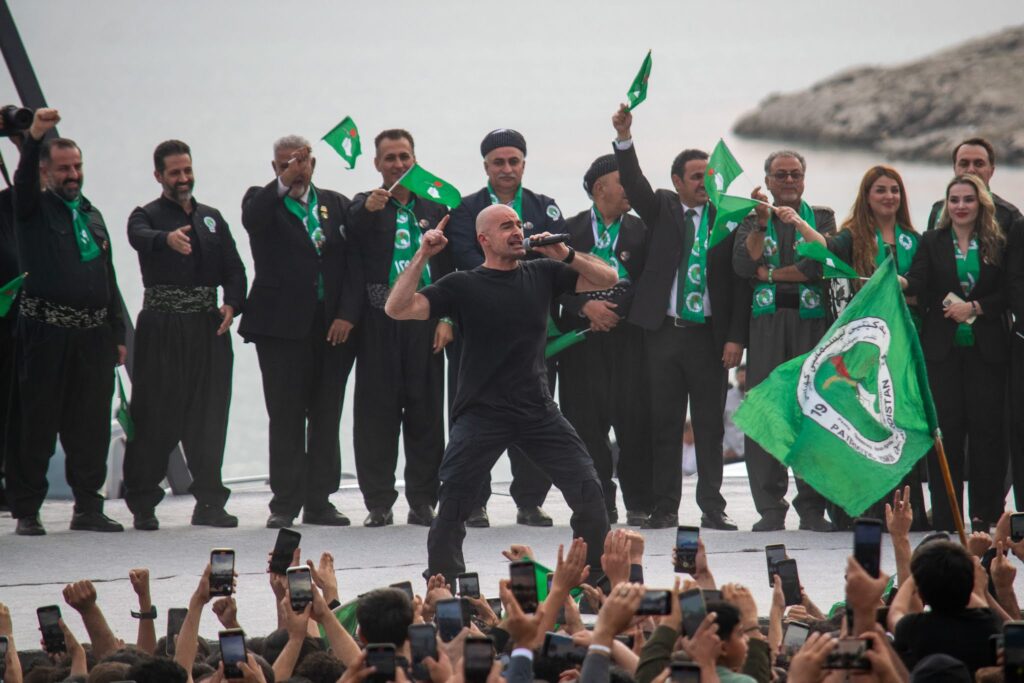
[487,182,523,219]
[752,200,823,319]
[952,231,979,347]
[676,206,710,322]
[877,225,918,275]
[389,198,431,288]
[283,186,325,301]
[61,197,101,262]
[590,206,627,279]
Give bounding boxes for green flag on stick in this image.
[626,50,653,111]
[708,193,759,248]
[322,116,362,169]
[0,272,26,317]
[115,370,135,442]
[796,241,860,279]
[544,329,589,359]
[398,164,462,209]
[733,257,938,516]
[704,140,744,203]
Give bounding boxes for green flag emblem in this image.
[795,241,860,279]
[626,50,653,111]
[0,272,26,317]
[322,116,361,169]
[704,139,744,203]
[399,164,462,209]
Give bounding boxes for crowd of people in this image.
[1,493,1021,683]
[0,100,1022,545]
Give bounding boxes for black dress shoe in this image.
[517,506,553,527]
[798,515,834,532]
[407,504,435,526]
[303,506,351,526]
[606,508,619,525]
[363,508,393,527]
[192,505,238,528]
[752,513,786,532]
[625,510,649,527]
[70,511,124,532]
[642,511,679,529]
[700,512,738,531]
[465,507,489,528]
[133,511,159,531]
[16,515,45,536]
[266,513,294,529]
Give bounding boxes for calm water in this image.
[4,1,1023,480]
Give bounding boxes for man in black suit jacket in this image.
[556,154,651,526]
[611,106,749,530]
[239,135,362,529]
[925,139,1022,233]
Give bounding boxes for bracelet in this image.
[562,247,576,264]
[588,644,611,656]
[970,301,978,316]
[131,606,157,620]
[439,317,454,326]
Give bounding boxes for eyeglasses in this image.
[771,170,804,181]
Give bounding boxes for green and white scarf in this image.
[676,207,710,322]
[389,198,431,288]
[61,197,101,262]
[878,226,918,275]
[752,200,823,319]
[284,186,325,301]
[590,206,627,279]
[952,231,979,347]
[488,182,523,219]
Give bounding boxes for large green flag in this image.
[115,370,135,442]
[322,116,362,169]
[626,50,653,111]
[708,193,759,248]
[704,139,743,203]
[795,241,860,279]
[733,257,939,516]
[0,272,26,317]
[399,164,462,209]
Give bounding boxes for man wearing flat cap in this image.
[446,128,565,528]
[556,154,651,526]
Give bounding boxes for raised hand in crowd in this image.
[0,602,23,683]
[307,551,340,605]
[129,567,157,655]
[501,544,535,562]
[885,485,914,588]
[786,632,836,683]
[991,539,1021,619]
[601,530,632,588]
[62,579,120,660]
[212,597,241,630]
[57,618,87,677]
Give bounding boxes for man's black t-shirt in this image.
[420,258,578,421]
[893,608,1000,673]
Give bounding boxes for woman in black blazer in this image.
[903,174,1009,532]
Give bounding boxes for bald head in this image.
[476,203,519,235]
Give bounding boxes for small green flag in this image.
[544,329,589,359]
[733,258,939,516]
[626,50,653,111]
[0,272,26,317]
[115,370,135,442]
[708,193,759,248]
[796,241,860,279]
[322,116,361,169]
[704,140,744,203]
[398,164,462,209]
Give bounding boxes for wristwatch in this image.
[562,247,576,264]
[131,606,158,620]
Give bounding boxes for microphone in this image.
[524,233,570,250]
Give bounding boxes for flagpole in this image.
[933,434,968,546]
[387,166,414,193]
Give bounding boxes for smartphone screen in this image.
[853,518,883,578]
[765,544,787,587]
[776,559,802,606]
[436,598,464,642]
[366,643,396,683]
[0,634,9,667]
[210,548,235,597]
[1012,514,1024,543]
[463,636,494,683]
[637,589,672,615]
[268,528,301,575]
[457,572,480,598]
[165,607,188,655]
[409,623,437,681]
[37,605,66,654]
[390,581,415,601]
[509,561,538,613]
[543,632,587,664]
[679,588,706,637]
[486,597,503,620]
[1005,622,1024,683]
[782,621,809,655]
[701,589,722,603]
[287,566,313,611]
[675,526,699,573]
[671,661,701,683]
[219,629,247,678]
[823,638,871,670]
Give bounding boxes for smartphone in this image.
[765,544,787,587]
[366,643,396,683]
[782,621,809,656]
[219,628,247,678]
[1012,514,1024,543]
[543,632,587,665]
[287,566,313,612]
[876,606,890,632]
[457,572,480,598]
[854,518,883,579]
[509,561,538,613]
[0,634,8,674]
[37,605,66,654]
[823,638,871,670]
[675,526,699,573]
[268,528,301,575]
[390,581,415,601]
[701,589,723,603]
[670,661,701,683]
[486,597,503,620]
[165,607,188,655]
[409,623,438,681]
[992,634,1005,664]
[679,588,706,637]
[210,548,235,597]
[776,559,802,606]
[1006,621,1024,683]
[463,636,494,683]
[637,589,673,615]
[435,598,466,642]
[614,634,635,650]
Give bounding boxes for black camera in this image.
[0,105,33,137]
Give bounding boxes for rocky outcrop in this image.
[733,26,1024,164]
